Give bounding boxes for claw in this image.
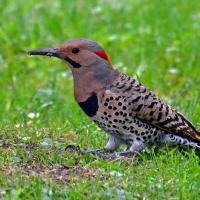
[65,144,81,154]
[65,144,76,151]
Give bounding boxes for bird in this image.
[29,39,200,159]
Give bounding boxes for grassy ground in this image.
[0,0,200,199]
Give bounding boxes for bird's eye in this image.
[72,48,80,54]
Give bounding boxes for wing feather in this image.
[111,74,200,142]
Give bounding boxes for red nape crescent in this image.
[95,50,112,67]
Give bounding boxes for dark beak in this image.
[28,47,81,68]
[28,48,64,59]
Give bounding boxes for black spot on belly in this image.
[78,92,99,117]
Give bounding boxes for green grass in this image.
[0,0,200,199]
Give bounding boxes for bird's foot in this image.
[65,144,138,159]
[65,144,82,154]
[65,144,105,157]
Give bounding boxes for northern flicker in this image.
[29,39,200,158]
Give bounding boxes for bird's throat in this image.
[72,68,119,103]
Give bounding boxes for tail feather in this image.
[193,131,200,142]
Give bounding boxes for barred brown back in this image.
[110,74,200,142]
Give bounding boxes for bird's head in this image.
[29,39,119,102]
[29,39,112,70]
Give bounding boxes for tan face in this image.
[58,42,98,68]
[29,39,112,70]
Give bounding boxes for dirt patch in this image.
[0,164,101,183]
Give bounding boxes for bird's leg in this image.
[101,139,145,158]
[65,139,139,159]
[129,139,145,152]
[80,134,121,155]
[66,134,123,159]
[79,148,138,159]
[104,134,121,151]
[65,144,105,156]
[65,144,102,154]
